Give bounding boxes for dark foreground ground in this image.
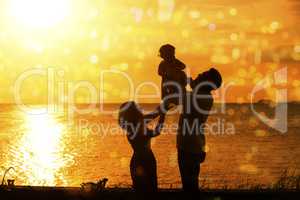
[0,186,299,200]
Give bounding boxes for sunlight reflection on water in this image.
[0,104,299,188]
[4,108,73,186]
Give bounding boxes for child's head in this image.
[159,44,175,60]
[118,101,143,131]
[191,68,222,92]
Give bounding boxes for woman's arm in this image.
[146,113,166,137]
[143,100,170,123]
[144,109,161,121]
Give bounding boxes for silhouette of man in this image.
[177,68,222,192]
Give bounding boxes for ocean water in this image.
[0,103,299,188]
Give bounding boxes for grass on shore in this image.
[108,170,300,191]
[1,167,299,191]
[153,169,300,191]
[198,169,300,191]
[272,169,300,190]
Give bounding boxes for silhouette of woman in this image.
[119,102,165,193]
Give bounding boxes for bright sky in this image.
[0,0,299,103]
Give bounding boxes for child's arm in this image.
[158,62,166,77]
[175,59,186,70]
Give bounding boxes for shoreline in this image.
[1,186,299,200]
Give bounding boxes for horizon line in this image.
[0,101,298,105]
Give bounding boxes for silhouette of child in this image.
[119,102,165,193]
[158,44,187,106]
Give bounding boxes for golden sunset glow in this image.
[0,0,298,103]
[9,0,71,28]
[0,0,299,191]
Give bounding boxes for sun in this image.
[10,0,71,29]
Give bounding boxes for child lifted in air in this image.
[158,44,187,107]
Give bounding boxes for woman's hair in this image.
[118,101,143,131]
